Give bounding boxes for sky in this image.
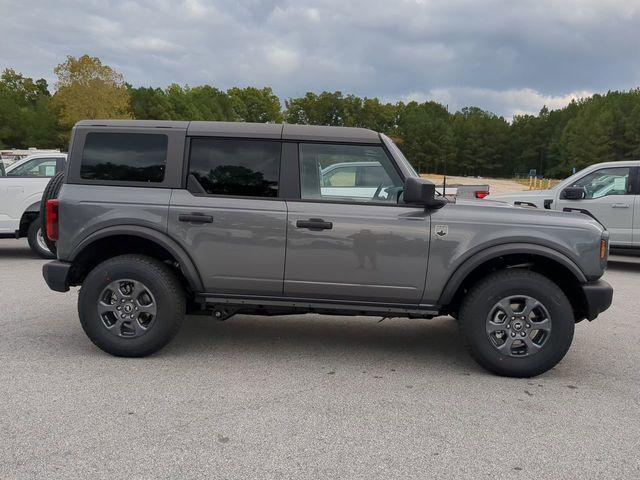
[1,0,639,120]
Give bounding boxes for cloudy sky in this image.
[1,0,639,119]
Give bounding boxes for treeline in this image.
[2,55,640,178]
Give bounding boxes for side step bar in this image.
[194,293,440,319]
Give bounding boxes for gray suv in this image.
[42,120,613,377]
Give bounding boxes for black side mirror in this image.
[561,186,585,200]
[403,177,447,208]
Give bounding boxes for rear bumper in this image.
[42,260,71,292]
[581,280,613,321]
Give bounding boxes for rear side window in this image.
[81,133,168,182]
[188,138,281,197]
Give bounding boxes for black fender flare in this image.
[25,201,41,213]
[438,243,587,305]
[69,225,204,292]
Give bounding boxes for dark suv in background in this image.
[42,120,612,377]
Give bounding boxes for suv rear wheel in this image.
[78,254,186,357]
[458,269,574,377]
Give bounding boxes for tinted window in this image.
[8,157,58,177]
[300,143,402,202]
[189,138,281,197]
[572,167,630,199]
[81,133,167,182]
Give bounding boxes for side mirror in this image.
[403,177,447,208]
[561,186,585,200]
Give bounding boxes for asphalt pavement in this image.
[0,239,638,479]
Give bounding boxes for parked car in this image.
[42,120,612,377]
[488,161,639,252]
[0,153,67,257]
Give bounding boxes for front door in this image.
[284,142,430,303]
[168,137,287,295]
[556,166,635,246]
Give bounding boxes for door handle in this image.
[178,213,213,224]
[611,203,630,208]
[296,218,333,230]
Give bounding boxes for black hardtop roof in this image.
[74,120,381,144]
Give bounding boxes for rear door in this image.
[168,137,287,295]
[556,166,635,246]
[284,142,431,304]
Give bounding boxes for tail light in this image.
[46,199,59,241]
[475,190,490,199]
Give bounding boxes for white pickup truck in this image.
[488,161,640,252]
[0,153,67,257]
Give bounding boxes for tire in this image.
[27,218,54,259]
[39,172,64,256]
[78,254,186,357]
[458,269,574,378]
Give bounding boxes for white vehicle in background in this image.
[321,161,489,200]
[488,161,640,252]
[0,153,67,258]
[1,148,62,167]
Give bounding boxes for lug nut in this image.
[521,332,526,337]
[511,332,516,337]
[116,306,121,310]
[526,324,531,328]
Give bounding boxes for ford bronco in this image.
[42,120,613,377]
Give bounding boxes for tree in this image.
[53,55,132,139]
[228,87,282,123]
[128,86,175,120]
[0,69,59,148]
[396,101,451,174]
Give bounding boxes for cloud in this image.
[0,0,638,118]
[399,87,594,121]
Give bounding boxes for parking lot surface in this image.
[0,239,639,479]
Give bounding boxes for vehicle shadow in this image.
[0,245,37,259]
[168,313,480,373]
[607,256,640,272]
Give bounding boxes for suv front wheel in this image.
[458,269,574,377]
[78,254,186,357]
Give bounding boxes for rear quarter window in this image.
[81,132,168,182]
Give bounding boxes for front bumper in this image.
[581,280,613,321]
[42,260,72,292]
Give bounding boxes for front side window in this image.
[571,167,630,199]
[189,138,281,197]
[300,143,402,202]
[8,157,58,177]
[81,133,167,182]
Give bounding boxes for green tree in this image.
[0,69,59,148]
[228,86,282,123]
